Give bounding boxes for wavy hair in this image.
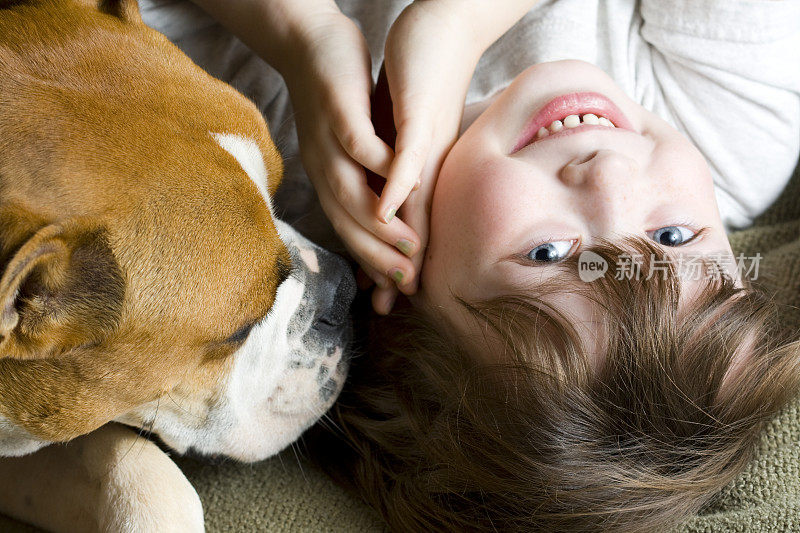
[311,238,800,532]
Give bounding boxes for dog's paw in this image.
[88,425,204,533]
[0,424,204,533]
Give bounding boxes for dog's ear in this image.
[72,0,141,23]
[0,223,125,360]
[98,0,140,22]
[0,0,140,21]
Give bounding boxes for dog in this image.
[0,0,355,529]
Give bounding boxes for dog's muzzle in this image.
[312,251,357,335]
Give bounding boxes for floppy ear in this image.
[0,0,140,21]
[0,223,125,360]
[97,0,140,22]
[71,0,141,22]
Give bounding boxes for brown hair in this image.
[310,238,800,532]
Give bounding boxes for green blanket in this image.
[668,162,800,532]
[2,165,799,532]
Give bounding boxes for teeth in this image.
[582,113,599,125]
[536,114,617,141]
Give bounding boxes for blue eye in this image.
[526,240,576,263]
[649,226,696,247]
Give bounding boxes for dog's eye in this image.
[226,322,256,345]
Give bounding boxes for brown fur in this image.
[0,0,288,441]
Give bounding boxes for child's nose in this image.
[559,149,640,189]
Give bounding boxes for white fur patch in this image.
[211,133,273,215]
[0,415,47,456]
[114,221,346,461]
[117,273,308,461]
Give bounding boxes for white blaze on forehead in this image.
[211,132,273,214]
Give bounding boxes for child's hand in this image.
[191,1,424,313]
[369,0,541,314]
[280,11,424,305]
[360,2,483,314]
[192,0,539,315]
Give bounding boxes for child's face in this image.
[419,60,737,349]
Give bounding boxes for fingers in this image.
[312,167,418,296]
[358,264,390,290]
[376,115,433,223]
[330,104,394,178]
[372,285,399,316]
[317,151,420,258]
[357,267,399,316]
[396,196,431,294]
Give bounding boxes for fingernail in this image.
[389,268,404,285]
[383,205,397,223]
[396,239,415,257]
[412,180,421,191]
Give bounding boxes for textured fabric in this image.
[173,454,385,532]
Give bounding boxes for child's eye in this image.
[526,240,576,263]
[648,226,696,247]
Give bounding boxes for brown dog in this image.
[0,0,355,529]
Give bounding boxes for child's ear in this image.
[0,223,125,360]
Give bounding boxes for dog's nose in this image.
[314,254,356,332]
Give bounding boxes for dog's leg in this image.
[0,424,204,533]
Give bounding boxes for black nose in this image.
[314,255,356,332]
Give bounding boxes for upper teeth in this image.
[536,114,616,139]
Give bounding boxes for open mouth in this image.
[512,92,635,152]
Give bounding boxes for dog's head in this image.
[0,0,354,460]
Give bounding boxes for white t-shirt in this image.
[140,0,800,231]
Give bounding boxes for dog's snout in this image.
[313,255,356,333]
